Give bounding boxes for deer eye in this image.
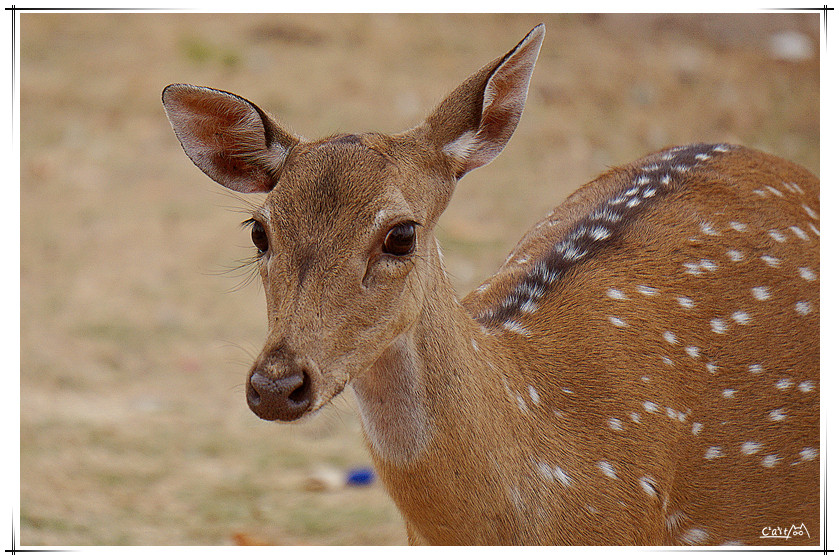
[249,220,269,255]
[382,222,416,256]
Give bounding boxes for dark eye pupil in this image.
[251,222,269,254]
[383,223,416,256]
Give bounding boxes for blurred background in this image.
[19,13,819,545]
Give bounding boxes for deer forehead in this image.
[261,139,419,246]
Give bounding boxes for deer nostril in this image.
[288,373,311,405]
[246,380,262,408]
[247,367,312,421]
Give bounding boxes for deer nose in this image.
[246,358,314,421]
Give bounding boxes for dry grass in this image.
[20,13,819,545]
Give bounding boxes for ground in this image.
[19,12,819,545]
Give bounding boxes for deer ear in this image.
[162,84,299,193]
[420,24,544,178]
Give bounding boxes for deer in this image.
[162,24,820,545]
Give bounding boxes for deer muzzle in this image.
[246,347,321,422]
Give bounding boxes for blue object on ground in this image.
[346,467,375,486]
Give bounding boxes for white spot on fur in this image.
[643,401,658,413]
[766,185,784,197]
[609,316,628,327]
[802,204,818,219]
[533,261,559,285]
[776,378,793,390]
[706,362,718,374]
[684,263,703,275]
[800,447,817,461]
[637,285,658,296]
[662,356,674,366]
[685,346,700,358]
[663,331,678,344]
[704,447,723,460]
[554,466,572,487]
[608,417,623,431]
[769,408,787,422]
[606,288,626,300]
[741,441,762,455]
[790,225,810,240]
[729,221,747,232]
[503,320,530,336]
[692,422,703,435]
[762,454,779,468]
[589,225,612,240]
[515,281,546,300]
[685,259,718,275]
[799,267,816,281]
[629,412,641,424]
[731,310,751,325]
[798,380,814,393]
[710,318,728,334]
[795,301,812,315]
[752,286,771,301]
[761,255,781,267]
[555,240,587,262]
[519,299,538,314]
[809,223,820,236]
[727,249,744,262]
[699,259,717,271]
[700,221,719,235]
[749,364,764,374]
[722,389,736,398]
[768,229,787,242]
[677,296,695,308]
[598,460,617,479]
[528,385,540,406]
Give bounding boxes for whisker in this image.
[218,339,260,363]
[211,185,268,215]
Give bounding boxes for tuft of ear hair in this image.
[419,23,545,178]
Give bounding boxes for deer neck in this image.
[350,252,524,467]
[350,254,556,543]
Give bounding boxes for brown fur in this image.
[163,25,819,545]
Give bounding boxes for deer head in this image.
[162,24,544,422]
